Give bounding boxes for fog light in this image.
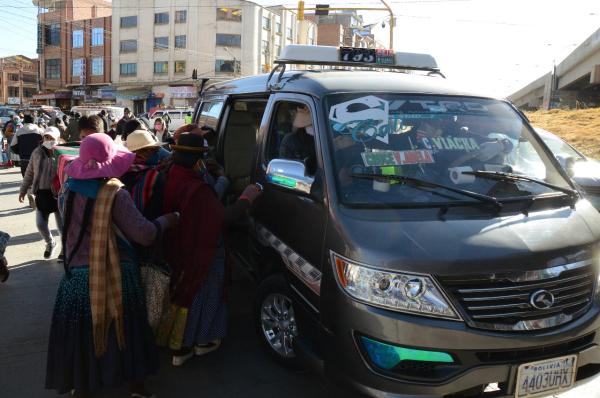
[360,336,454,370]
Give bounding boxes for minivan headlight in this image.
[332,253,461,320]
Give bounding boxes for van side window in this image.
[267,101,316,175]
[198,101,225,130]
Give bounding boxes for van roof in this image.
[204,70,490,99]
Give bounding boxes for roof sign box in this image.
[277,45,439,72]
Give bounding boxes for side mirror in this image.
[266,159,314,194]
[556,155,576,178]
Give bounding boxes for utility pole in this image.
[379,0,394,50]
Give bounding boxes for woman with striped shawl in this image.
[45,134,179,398]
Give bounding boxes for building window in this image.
[216,8,242,22]
[23,88,36,98]
[175,35,186,49]
[175,10,187,23]
[22,74,37,83]
[275,21,281,34]
[262,16,271,30]
[154,61,168,74]
[91,57,104,76]
[120,63,137,76]
[91,28,103,46]
[45,59,60,79]
[72,30,83,48]
[8,74,19,81]
[215,59,240,73]
[72,58,84,76]
[154,37,169,50]
[174,61,186,74]
[8,87,19,97]
[120,39,137,53]
[275,45,281,57]
[287,26,293,40]
[262,40,269,54]
[215,33,241,47]
[44,23,60,46]
[120,16,137,28]
[154,12,169,25]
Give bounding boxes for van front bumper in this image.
[320,294,600,397]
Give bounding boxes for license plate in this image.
[516,355,578,397]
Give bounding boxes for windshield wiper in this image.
[351,173,502,214]
[462,170,579,199]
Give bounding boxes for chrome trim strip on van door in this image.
[256,223,322,295]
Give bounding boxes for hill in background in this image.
[526,108,600,159]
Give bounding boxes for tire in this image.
[255,273,301,368]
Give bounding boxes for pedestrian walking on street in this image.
[19,127,64,259]
[45,133,179,398]
[64,112,80,142]
[11,114,43,177]
[0,231,10,283]
[152,117,173,144]
[116,107,135,137]
[78,115,104,139]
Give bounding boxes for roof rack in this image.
[266,45,443,90]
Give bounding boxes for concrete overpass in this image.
[509,27,600,110]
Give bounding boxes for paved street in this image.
[0,166,599,398]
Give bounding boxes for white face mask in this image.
[305,125,315,136]
[43,140,57,149]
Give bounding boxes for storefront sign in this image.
[97,87,117,100]
[32,92,72,100]
[7,97,21,105]
[169,86,197,99]
[72,89,86,98]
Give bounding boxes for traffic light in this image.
[315,4,329,16]
[297,0,305,20]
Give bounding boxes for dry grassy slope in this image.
[526,108,600,159]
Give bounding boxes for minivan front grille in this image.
[439,260,596,331]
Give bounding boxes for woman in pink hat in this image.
[45,133,179,398]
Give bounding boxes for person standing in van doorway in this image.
[184,111,193,125]
[18,127,63,260]
[156,133,262,366]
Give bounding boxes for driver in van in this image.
[410,117,513,170]
[279,105,317,174]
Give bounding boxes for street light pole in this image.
[379,0,394,50]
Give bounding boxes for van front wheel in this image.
[256,274,300,367]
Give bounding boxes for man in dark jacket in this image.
[11,114,43,177]
[64,112,80,142]
[116,108,134,136]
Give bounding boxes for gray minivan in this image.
[193,45,600,397]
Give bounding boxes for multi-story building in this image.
[111,0,316,113]
[33,0,113,109]
[307,10,383,49]
[0,56,38,106]
[261,7,317,73]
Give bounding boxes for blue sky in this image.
[0,0,599,97]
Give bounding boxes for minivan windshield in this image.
[325,94,572,207]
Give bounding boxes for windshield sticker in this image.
[388,100,489,113]
[419,136,481,152]
[361,150,435,167]
[329,96,391,144]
